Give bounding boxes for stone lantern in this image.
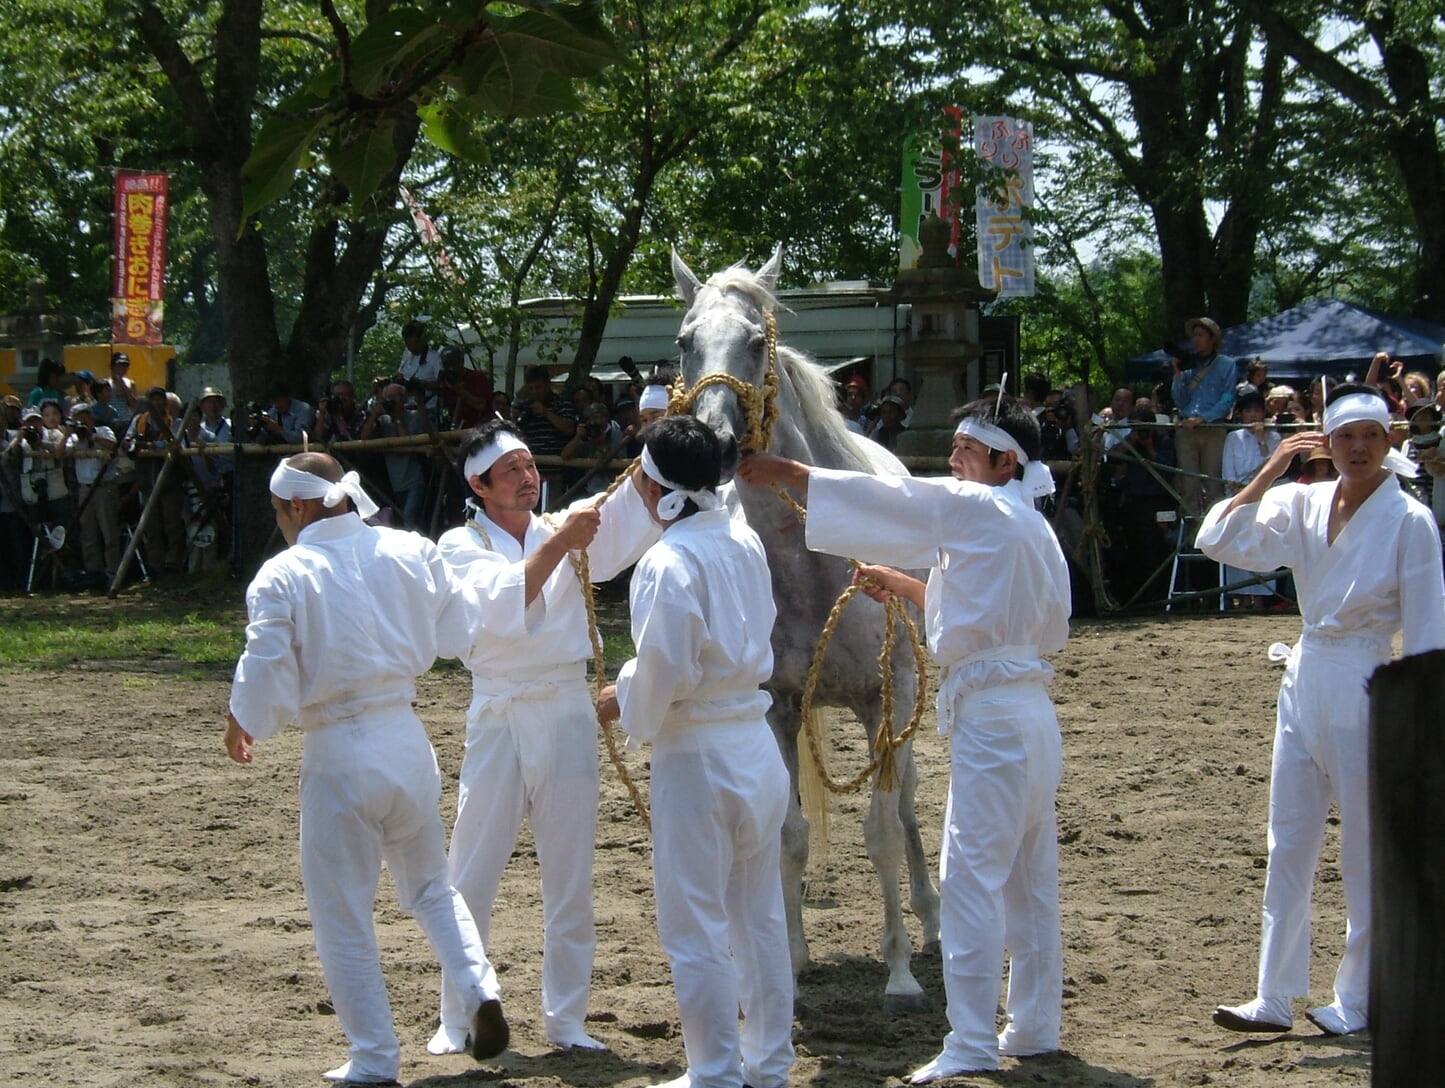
[882,215,997,458]
[0,279,98,395]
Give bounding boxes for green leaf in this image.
[240,111,331,229]
[347,7,454,96]
[418,100,491,162]
[328,116,399,215]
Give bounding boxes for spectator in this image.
[190,388,235,493]
[1402,370,1432,405]
[361,382,428,530]
[107,351,139,429]
[490,391,514,423]
[27,358,68,409]
[511,365,577,462]
[0,396,29,590]
[438,346,493,431]
[868,394,908,451]
[1435,369,1445,411]
[315,380,368,442]
[561,403,622,497]
[1237,358,1268,400]
[1404,400,1443,516]
[886,376,915,428]
[1306,376,1328,423]
[66,402,122,587]
[397,320,443,416]
[1037,393,1072,462]
[15,403,72,541]
[839,374,870,433]
[1100,387,1135,452]
[1022,372,1050,415]
[1219,392,1282,609]
[1297,444,1338,485]
[1265,384,1297,425]
[90,379,121,431]
[1169,316,1236,515]
[1108,405,1178,602]
[253,383,316,446]
[123,386,187,576]
[636,381,670,428]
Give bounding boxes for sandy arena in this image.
[0,605,1372,1087]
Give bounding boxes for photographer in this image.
[1108,405,1179,602]
[314,380,367,443]
[1036,394,1073,462]
[13,403,71,535]
[0,396,30,590]
[396,321,443,417]
[360,382,428,530]
[511,365,577,460]
[561,402,623,496]
[66,402,121,585]
[250,383,316,445]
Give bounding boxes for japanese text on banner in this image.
[974,117,1035,298]
[111,171,169,346]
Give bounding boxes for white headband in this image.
[269,461,379,520]
[464,430,529,482]
[640,444,720,521]
[954,417,1056,499]
[638,384,670,412]
[1321,392,1417,478]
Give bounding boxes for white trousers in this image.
[1255,635,1386,1016]
[652,720,795,1088]
[440,675,599,1041]
[938,682,1063,1071]
[299,709,497,1082]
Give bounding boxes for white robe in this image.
[617,509,794,1088]
[432,483,659,1044]
[806,469,1072,1071]
[229,513,526,1081]
[1198,476,1445,1019]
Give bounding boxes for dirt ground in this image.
[0,604,1374,1088]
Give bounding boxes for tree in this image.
[1245,0,1445,322]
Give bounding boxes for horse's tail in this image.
[798,706,832,879]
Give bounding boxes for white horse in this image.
[671,245,940,1011]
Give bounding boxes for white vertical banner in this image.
[974,117,1035,297]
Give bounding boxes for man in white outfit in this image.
[1200,383,1445,1036]
[428,419,658,1055]
[225,452,575,1085]
[597,415,794,1088]
[739,393,1072,1081]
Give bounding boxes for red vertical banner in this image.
[111,170,169,345]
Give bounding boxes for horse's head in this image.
[672,245,783,481]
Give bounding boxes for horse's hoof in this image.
[920,939,942,956]
[882,991,930,1015]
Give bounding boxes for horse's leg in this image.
[862,702,928,1013]
[768,696,811,982]
[897,739,941,953]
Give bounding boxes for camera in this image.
[246,402,270,440]
[324,396,343,415]
[382,397,398,414]
[1274,412,1296,426]
[1409,430,1442,450]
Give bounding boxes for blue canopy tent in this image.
[1125,299,1445,384]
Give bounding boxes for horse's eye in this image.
[676,332,693,353]
[750,334,766,355]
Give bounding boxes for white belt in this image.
[300,690,415,728]
[937,645,1041,734]
[1268,627,1390,664]
[468,660,586,722]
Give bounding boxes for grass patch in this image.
[0,611,243,669]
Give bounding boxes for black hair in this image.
[36,358,65,388]
[952,394,1042,479]
[1023,372,1050,402]
[642,415,721,517]
[402,321,424,340]
[1324,381,1384,407]
[1235,391,1265,414]
[458,419,526,486]
[522,365,551,386]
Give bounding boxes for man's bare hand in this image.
[225,712,254,765]
[552,505,601,551]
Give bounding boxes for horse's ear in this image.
[757,243,783,293]
[672,250,703,307]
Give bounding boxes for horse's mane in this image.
[701,265,873,473]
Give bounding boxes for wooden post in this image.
[1370,648,1445,1087]
[107,400,200,597]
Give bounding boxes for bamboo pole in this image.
[107,400,200,597]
